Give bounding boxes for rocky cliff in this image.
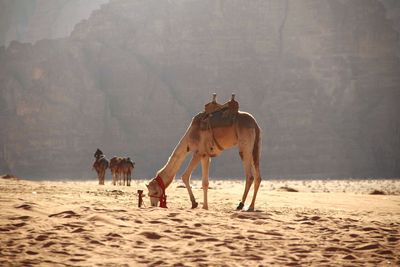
[0,0,108,46]
[1,0,399,179]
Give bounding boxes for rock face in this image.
[0,0,108,46]
[0,0,399,179]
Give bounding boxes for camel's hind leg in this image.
[248,162,261,211]
[201,156,210,210]
[181,153,201,209]
[100,168,105,185]
[102,168,106,185]
[96,169,102,185]
[236,127,257,211]
[237,151,254,210]
[112,170,116,185]
[127,170,131,186]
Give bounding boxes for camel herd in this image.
[92,149,135,186]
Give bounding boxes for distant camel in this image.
[146,94,262,211]
[121,157,135,186]
[92,148,109,185]
[109,156,123,186]
[109,156,135,186]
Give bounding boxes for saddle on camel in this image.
[199,93,240,155]
[146,93,262,211]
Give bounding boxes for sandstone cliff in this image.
[0,0,108,46]
[0,0,399,179]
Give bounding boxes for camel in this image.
[92,149,109,185]
[120,157,135,186]
[109,156,135,186]
[146,94,262,211]
[109,156,123,185]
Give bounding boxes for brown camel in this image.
[109,156,135,186]
[92,149,109,185]
[109,156,123,186]
[146,94,262,211]
[120,157,135,186]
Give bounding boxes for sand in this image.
[0,177,399,266]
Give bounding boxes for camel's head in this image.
[127,158,135,168]
[146,179,161,207]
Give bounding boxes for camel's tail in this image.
[252,125,261,169]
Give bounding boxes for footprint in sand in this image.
[14,203,35,210]
[355,243,380,250]
[42,241,56,248]
[362,227,378,232]
[35,234,48,241]
[106,233,122,240]
[149,220,166,224]
[196,237,219,242]
[10,215,31,221]
[170,218,184,223]
[50,250,70,255]
[387,236,398,242]
[149,260,166,267]
[247,254,263,261]
[20,259,40,265]
[216,242,236,250]
[324,247,351,253]
[343,254,357,260]
[49,211,80,218]
[151,245,167,252]
[376,250,394,255]
[71,227,86,233]
[183,230,207,237]
[26,250,39,255]
[69,258,85,262]
[140,231,163,240]
[89,239,104,246]
[12,222,26,228]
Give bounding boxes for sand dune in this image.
[0,178,399,266]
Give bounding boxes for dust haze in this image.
[0,0,399,179]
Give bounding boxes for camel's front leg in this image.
[201,156,210,210]
[181,153,201,208]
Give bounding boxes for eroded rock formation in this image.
[0,0,399,178]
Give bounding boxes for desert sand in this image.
[0,177,399,266]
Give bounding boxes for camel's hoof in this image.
[202,206,208,210]
[236,202,244,210]
[191,202,198,209]
[243,206,255,212]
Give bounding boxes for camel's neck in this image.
[157,131,190,188]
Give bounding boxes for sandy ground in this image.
[0,177,399,266]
